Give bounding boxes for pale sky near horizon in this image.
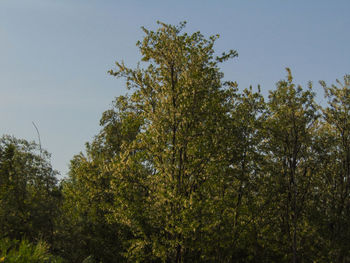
[1,0,349,178]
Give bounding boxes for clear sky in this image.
[1,0,349,178]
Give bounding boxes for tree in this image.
[57,96,142,262]
[0,135,61,247]
[106,21,242,262]
[314,75,350,262]
[260,69,319,262]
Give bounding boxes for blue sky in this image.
[1,0,349,177]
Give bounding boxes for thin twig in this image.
[32,121,42,157]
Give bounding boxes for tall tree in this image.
[314,75,350,262]
[107,21,240,262]
[260,69,319,262]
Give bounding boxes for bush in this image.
[0,238,63,263]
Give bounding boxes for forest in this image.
[1,22,350,262]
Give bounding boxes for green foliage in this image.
[0,135,61,244]
[314,75,350,262]
[260,69,320,262]
[0,238,63,263]
[55,97,140,262]
[107,21,242,262]
[61,22,350,262]
[2,21,350,262]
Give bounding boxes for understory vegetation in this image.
[1,22,350,262]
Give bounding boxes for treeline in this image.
[1,22,350,262]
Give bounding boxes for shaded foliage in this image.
[0,136,60,245]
